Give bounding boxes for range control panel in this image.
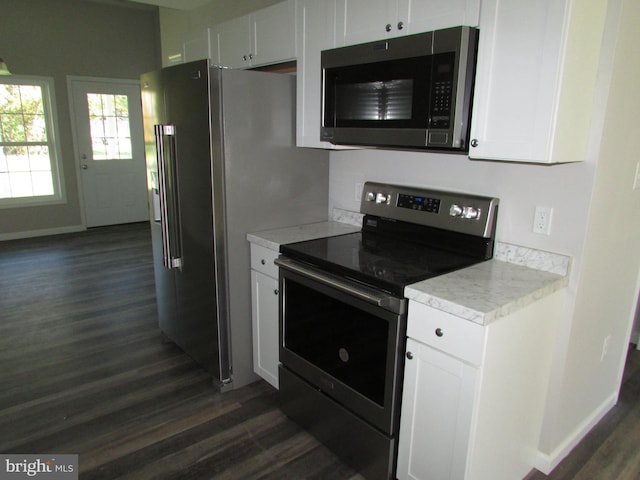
[361,181,499,238]
[397,193,441,213]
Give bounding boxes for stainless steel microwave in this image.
[321,26,478,151]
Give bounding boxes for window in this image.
[0,76,64,207]
[87,93,132,160]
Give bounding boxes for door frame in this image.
[67,75,146,227]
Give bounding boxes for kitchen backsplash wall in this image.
[328,148,593,265]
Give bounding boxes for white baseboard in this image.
[0,225,86,241]
[532,392,617,474]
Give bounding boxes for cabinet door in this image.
[297,0,337,148]
[335,0,395,45]
[251,0,297,67]
[182,29,211,63]
[251,270,280,389]
[397,338,477,480]
[214,15,253,69]
[397,0,480,34]
[468,0,605,163]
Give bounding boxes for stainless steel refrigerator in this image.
[140,60,329,390]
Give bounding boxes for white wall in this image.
[329,0,640,470]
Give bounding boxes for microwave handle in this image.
[275,257,406,315]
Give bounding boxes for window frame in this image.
[0,75,66,209]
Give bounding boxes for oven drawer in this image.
[407,300,484,366]
[250,243,279,278]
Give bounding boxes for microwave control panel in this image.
[429,52,456,130]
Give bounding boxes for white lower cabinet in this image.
[397,337,478,480]
[397,293,563,479]
[250,243,280,389]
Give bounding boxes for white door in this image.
[69,78,149,227]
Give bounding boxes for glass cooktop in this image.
[279,230,484,297]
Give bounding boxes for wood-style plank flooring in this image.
[0,222,638,479]
[0,223,362,479]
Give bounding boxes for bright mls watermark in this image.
[0,455,77,479]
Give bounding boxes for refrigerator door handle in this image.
[154,124,183,269]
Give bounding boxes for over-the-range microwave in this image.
[321,26,478,152]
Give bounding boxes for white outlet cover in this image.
[533,206,553,235]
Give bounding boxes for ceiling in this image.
[126,0,211,9]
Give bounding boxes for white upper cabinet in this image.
[181,29,211,63]
[296,0,338,149]
[468,0,608,163]
[335,0,480,46]
[210,0,297,69]
[211,15,252,68]
[252,0,297,67]
[296,0,358,149]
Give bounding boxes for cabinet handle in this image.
[274,289,279,296]
[243,54,248,61]
[406,351,414,360]
[385,23,392,32]
[435,328,444,337]
[261,259,266,265]
[249,53,253,60]
[470,139,479,148]
[397,21,404,30]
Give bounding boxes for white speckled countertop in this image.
[246,220,360,251]
[404,258,569,325]
[247,210,571,326]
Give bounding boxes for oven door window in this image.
[283,277,394,407]
[323,55,431,129]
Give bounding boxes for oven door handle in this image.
[275,257,406,315]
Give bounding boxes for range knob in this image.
[376,192,390,204]
[449,204,463,217]
[462,206,480,220]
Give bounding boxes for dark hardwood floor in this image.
[0,222,638,479]
[0,223,362,479]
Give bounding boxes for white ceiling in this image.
[127,0,211,9]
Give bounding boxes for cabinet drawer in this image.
[250,243,279,278]
[407,300,485,366]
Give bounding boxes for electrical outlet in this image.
[533,206,553,235]
[601,335,612,361]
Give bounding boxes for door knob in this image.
[81,164,88,170]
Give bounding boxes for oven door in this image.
[276,257,407,435]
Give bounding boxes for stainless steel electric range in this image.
[276,182,499,480]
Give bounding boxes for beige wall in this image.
[0,0,161,237]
